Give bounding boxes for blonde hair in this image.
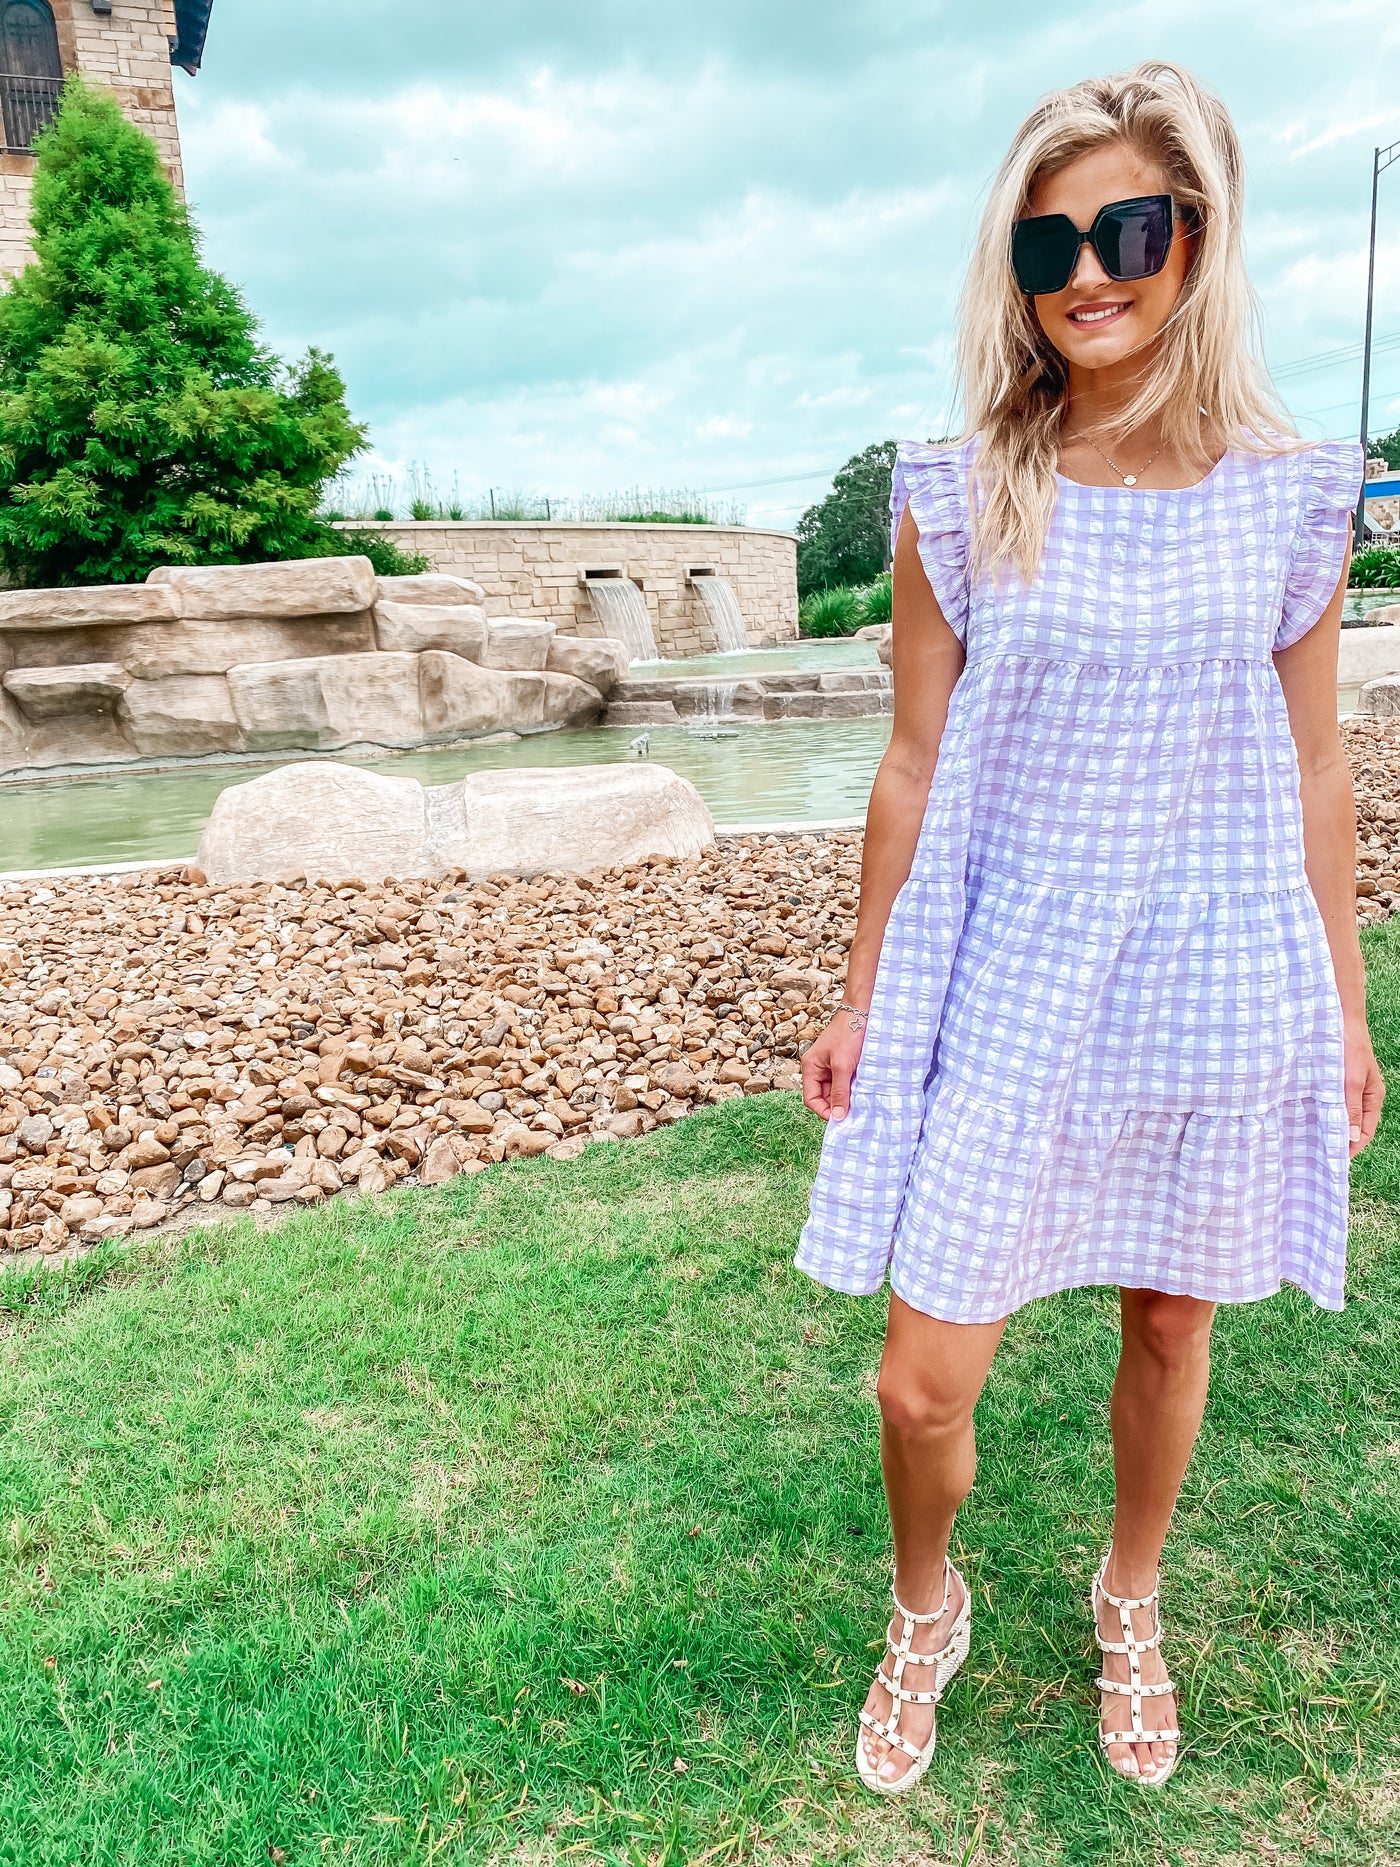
[958,60,1294,582]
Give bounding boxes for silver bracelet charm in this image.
[836,1001,869,1031]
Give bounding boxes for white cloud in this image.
[176,0,1400,528]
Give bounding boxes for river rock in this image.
[546,635,630,692]
[0,584,179,630]
[427,762,716,878]
[1367,604,1400,625]
[373,600,488,659]
[3,663,130,719]
[196,761,440,884]
[119,675,243,755]
[481,617,556,672]
[376,573,486,607]
[418,652,544,738]
[227,660,338,751]
[148,556,377,621]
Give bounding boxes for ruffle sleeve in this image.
[1274,439,1364,652]
[889,439,975,644]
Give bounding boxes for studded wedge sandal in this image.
[855,1562,972,1796]
[1091,1553,1182,1787]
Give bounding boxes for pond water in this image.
[1,715,893,874]
[0,621,1390,875]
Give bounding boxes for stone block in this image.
[148,556,377,620]
[3,663,129,719]
[227,661,338,751]
[373,600,488,659]
[0,584,178,631]
[541,671,605,727]
[425,762,715,879]
[376,572,486,607]
[119,676,243,756]
[545,635,630,693]
[418,651,544,738]
[316,652,424,746]
[1360,674,1400,717]
[120,612,376,679]
[482,616,556,671]
[604,700,681,726]
[197,762,440,885]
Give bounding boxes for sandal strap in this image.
[858,1707,923,1760]
[875,1666,939,1705]
[890,1563,952,1625]
[1096,1629,1162,1655]
[1097,1676,1176,1698]
[1099,1727,1181,1749]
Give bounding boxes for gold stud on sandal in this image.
[1091,1551,1181,1788]
[855,1561,971,1796]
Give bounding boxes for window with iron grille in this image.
[0,0,62,155]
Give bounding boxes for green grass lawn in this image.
[2,931,1399,1865]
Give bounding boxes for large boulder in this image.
[148,556,377,621]
[316,652,424,746]
[0,584,178,630]
[3,663,129,719]
[546,634,630,693]
[481,616,555,671]
[119,675,243,755]
[541,671,605,727]
[373,600,488,659]
[227,661,338,751]
[375,572,486,607]
[425,762,715,878]
[197,762,439,884]
[1360,675,1400,717]
[418,652,544,738]
[120,613,375,680]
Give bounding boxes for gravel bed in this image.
[0,833,860,1255]
[5,725,1399,1261]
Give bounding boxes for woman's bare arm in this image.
[1273,550,1384,1153]
[801,504,965,1119]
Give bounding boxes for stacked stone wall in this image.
[345,522,799,656]
[1,0,183,280]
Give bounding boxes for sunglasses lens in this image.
[1011,214,1080,295]
[1094,197,1174,282]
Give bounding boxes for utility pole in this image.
[1357,139,1400,552]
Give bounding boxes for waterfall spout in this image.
[691,572,749,653]
[585,575,659,661]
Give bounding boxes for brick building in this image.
[0,0,211,277]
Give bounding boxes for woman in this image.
[797,61,1383,1794]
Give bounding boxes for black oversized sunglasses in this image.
[1010,193,1176,297]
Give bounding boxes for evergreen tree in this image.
[795,440,898,596]
[0,79,366,586]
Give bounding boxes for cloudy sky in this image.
[173,1,1400,527]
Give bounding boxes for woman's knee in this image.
[876,1365,974,1443]
[1122,1290,1215,1373]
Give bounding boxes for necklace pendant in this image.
[1122,473,1137,486]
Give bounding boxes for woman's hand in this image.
[1345,1014,1385,1157]
[801,1007,869,1122]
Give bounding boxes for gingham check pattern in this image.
[795,436,1364,1322]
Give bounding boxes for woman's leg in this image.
[861,1293,1008,1784]
[1098,1288,1216,1780]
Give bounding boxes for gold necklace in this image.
[1088,440,1162,488]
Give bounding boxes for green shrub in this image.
[0,80,364,586]
[862,569,892,625]
[798,585,866,637]
[328,527,429,578]
[1352,546,1400,589]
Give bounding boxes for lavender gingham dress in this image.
[796,435,1364,1324]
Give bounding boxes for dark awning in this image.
[169,0,213,75]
